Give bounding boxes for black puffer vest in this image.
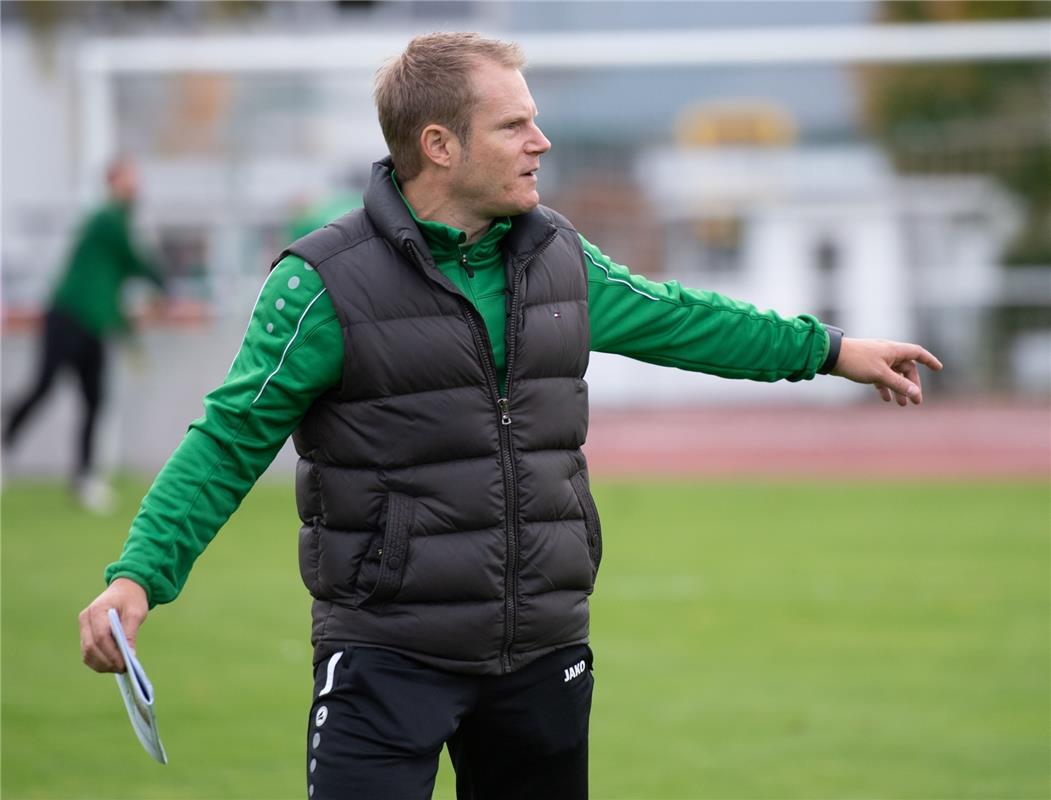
[276,159,602,675]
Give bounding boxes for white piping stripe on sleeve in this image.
[583,249,661,301]
[318,650,343,697]
[251,288,328,405]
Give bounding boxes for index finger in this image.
[898,344,942,371]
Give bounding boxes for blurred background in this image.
[2,0,1049,477]
[1,3,1048,800]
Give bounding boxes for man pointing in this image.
[80,32,941,799]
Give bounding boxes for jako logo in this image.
[563,660,586,682]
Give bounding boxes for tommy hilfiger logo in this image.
[563,660,586,682]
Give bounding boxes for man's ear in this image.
[419,124,461,169]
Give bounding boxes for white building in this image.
[580,144,1021,407]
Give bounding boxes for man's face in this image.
[449,59,551,218]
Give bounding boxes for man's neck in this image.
[400,174,492,244]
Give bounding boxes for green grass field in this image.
[2,477,1048,799]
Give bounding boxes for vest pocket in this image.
[570,471,603,582]
[298,518,322,596]
[359,492,415,605]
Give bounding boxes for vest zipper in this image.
[458,306,518,672]
[492,229,558,671]
[405,240,517,669]
[406,230,557,674]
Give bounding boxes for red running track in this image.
[583,402,1050,479]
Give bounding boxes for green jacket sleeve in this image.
[582,236,830,382]
[104,256,343,605]
[110,205,165,290]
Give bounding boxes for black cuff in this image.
[818,325,843,374]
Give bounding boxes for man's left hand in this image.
[832,338,943,407]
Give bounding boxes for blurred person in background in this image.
[3,157,166,513]
[286,189,364,243]
[78,34,941,799]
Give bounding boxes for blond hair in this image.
[374,32,525,180]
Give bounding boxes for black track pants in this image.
[4,308,105,477]
[305,644,594,800]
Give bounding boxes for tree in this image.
[859,1,1051,265]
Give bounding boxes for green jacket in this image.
[105,194,831,606]
[51,201,164,335]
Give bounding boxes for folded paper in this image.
[108,608,168,764]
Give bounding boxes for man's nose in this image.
[527,122,551,155]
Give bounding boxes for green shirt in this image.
[106,204,830,606]
[51,201,164,335]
